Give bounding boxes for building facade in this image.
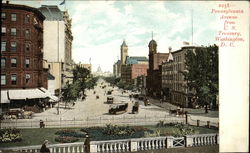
[146,39,169,97]
[119,40,149,85]
[113,60,121,77]
[162,46,199,107]
[1,3,47,90]
[39,5,73,94]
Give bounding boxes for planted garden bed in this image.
[0,123,218,148]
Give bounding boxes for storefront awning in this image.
[8,88,48,100]
[39,87,59,102]
[1,90,10,104]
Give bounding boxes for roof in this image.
[125,56,148,65]
[48,73,55,80]
[2,3,45,20]
[121,40,128,47]
[148,39,157,47]
[167,52,173,62]
[38,5,64,21]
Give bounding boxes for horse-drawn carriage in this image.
[108,103,128,115]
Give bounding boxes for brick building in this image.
[146,39,169,97]
[119,40,149,85]
[121,61,148,84]
[162,46,200,107]
[1,3,47,90]
[1,3,59,112]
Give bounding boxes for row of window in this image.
[1,41,31,52]
[174,55,183,63]
[1,27,30,37]
[1,74,31,85]
[2,12,32,24]
[1,13,16,21]
[1,57,30,68]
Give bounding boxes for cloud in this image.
[9,1,219,72]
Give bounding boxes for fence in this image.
[0,133,219,153]
[0,142,85,153]
[0,115,218,129]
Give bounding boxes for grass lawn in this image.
[146,125,218,136]
[0,125,218,148]
[0,128,85,148]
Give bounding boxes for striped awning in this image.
[1,90,10,104]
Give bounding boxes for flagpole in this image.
[191,9,193,46]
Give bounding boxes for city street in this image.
[1,79,218,129]
[32,79,170,121]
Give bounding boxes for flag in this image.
[183,41,190,45]
[60,0,65,5]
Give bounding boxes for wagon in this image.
[109,103,128,115]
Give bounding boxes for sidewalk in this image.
[147,97,219,118]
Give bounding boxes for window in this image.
[11,42,17,51]
[1,12,6,20]
[11,74,17,85]
[25,59,30,68]
[25,14,30,23]
[25,43,30,51]
[11,58,17,67]
[11,28,16,36]
[1,74,6,85]
[25,74,31,83]
[1,58,6,68]
[11,14,17,21]
[1,41,6,51]
[2,27,6,35]
[25,29,30,38]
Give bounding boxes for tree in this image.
[182,45,218,113]
[61,65,97,106]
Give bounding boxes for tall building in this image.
[39,5,73,94]
[1,2,57,111]
[146,38,169,97]
[120,40,128,65]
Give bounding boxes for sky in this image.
[7,0,219,72]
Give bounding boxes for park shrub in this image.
[55,129,86,138]
[0,128,22,143]
[172,123,197,137]
[80,125,152,141]
[55,136,79,143]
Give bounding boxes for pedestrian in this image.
[40,140,50,153]
[84,134,90,153]
[40,120,45,128]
